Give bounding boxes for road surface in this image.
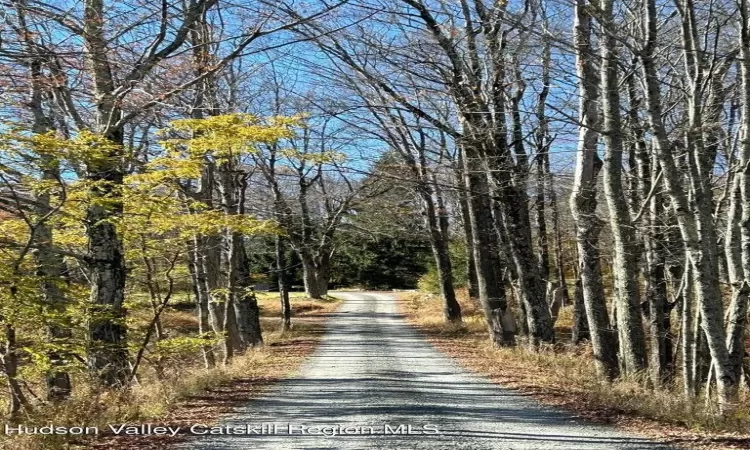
[179,292,674,449]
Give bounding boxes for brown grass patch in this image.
[159,310,199,331]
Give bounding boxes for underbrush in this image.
[0,295,340,450]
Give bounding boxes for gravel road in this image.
[179,292,675,449]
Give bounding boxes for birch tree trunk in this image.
[207,237,232,362]
[185,13,219,368]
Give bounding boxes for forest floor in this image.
[2,292,341,450]
[399,291,750,450]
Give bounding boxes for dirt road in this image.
[179,292,674,449]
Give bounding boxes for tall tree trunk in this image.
[681,262,696,397]
[2,322,28,417]
[456,160,480,299]
[419,173,461,322]
[460,142,516,346]
[570,0,619,379]
[194,172,234,364]
[222,297,239,363]
[426,204,461,322]
[296,172,330,300]
[187,237,216,368]
[186,10,222,366]
[187,163,229,365]
[549,174,570,306]
[203,235,231,363]
[491,167,555,346]
[85,148,129,386]
[571,274,590,344]
[535,138,550,287]
[599,3,648,373]
[301,254,328,299]
[217,162,262,350]
[694,316,712,393]
[231,234,263,348]
[83,0,129,387]
[276,236,292,332]
[535,32,552,287]
[316,253,332,297]
[24,46,73,399]
[434,176,461,320]
[36,214,73,400]
[645,197,672,384]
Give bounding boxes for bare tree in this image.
[569,0,619,379]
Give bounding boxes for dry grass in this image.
[0,293,342,450]
[399,290,750,450]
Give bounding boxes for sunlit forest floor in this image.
[399,291,750,450]
[1,293,341,450]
